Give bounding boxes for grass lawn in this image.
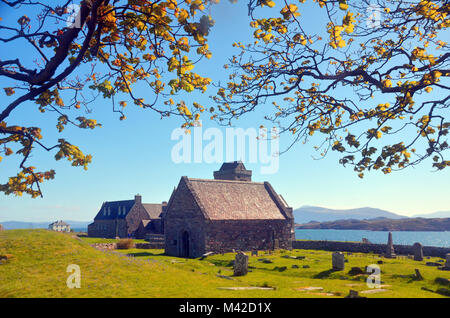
[0,229,448,298]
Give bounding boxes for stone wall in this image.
[126,203,150,236]
[135,242,165,249]
[205,219,293,254]
[88,219,128,238]
[164,178,206,258]
[87,219,128,238]
[90,242,164,250]
[292,240,450,258]
[90,243,117,250]
[165,213,206,258]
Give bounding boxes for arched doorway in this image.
[181,231,190,258]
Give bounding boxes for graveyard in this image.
[0,229,449,298]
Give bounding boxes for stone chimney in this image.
[135,194,142,204]
[213,161,252,181]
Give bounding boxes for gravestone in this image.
[384,232,396,258]
[445,253,450,269]
[345,290,365,298]
[233,252,249,276]
[251,250,258,257]
[412,242,424,261]
[332,252,345,271]
[414,269,424,281]
[0,224,3,231]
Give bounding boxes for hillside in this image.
[413,211,450,218]
[295,217,450,232]
[0,229,243,297]
[0,230,449,298]
[293,206,406,224]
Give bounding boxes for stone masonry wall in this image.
[126,203,150,236]
[164,178,206,258]
[165,214,206,258]
[292,240,450,258]
[205,219,293,254]
[90,242,164,250]
[135,242,165,249]
[91,243,117,250]
[87,219,128,238]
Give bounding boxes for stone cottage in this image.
[48,220,71,232]
[164,162,294,258]
[87,195,165,238]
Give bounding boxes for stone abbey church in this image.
[88,162,294,257]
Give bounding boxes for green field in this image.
[0,229,448,298]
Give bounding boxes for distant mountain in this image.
[295,217,450,232]
[412,211,450,218]
[0,221,90,231]
[294,206,406,224]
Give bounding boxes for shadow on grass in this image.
[392,274,416,283]
[208,260,234,267]
[126,252,166,258]
[436,287,450,296]
[313,269,341,279]
[272,266,287,272]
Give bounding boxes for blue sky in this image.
[0,1,449,222]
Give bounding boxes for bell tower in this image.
[213,161,252,181]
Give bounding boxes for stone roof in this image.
[49,220,70,227]
[142,203,165,219]
[184,177,291,220]
[94,200,135,220]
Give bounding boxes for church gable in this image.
[165,177,207,219]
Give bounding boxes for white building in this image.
[48,220,71,232]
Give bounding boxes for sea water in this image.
[295,229,450,247]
